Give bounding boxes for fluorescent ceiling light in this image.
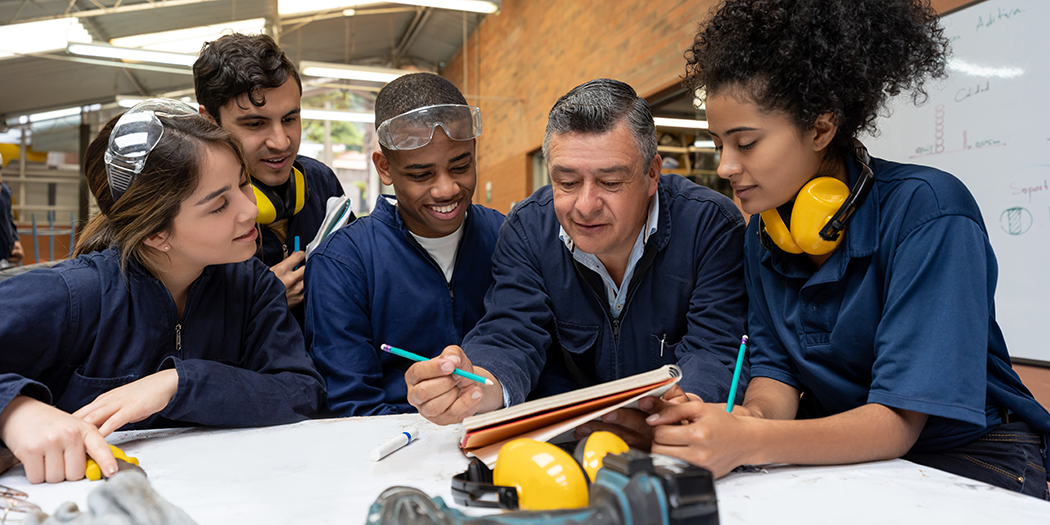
[0,18,91,59]
[693,140,716,149]
[280,1,377,16]
[301,109,374,122]
[279,0,498,16]
[300,61,406,83]
[653,117,709,130]
[25,104,100,123]
[111,18,267,55]
[388,0,499,13]
[68,42,197,67]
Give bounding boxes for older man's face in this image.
[547,121,659,276]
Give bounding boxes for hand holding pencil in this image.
[402,344,504,426]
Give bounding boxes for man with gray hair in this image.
[406,79,748,442]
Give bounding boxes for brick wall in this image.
[444,0,973,213]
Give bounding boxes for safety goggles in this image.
[376,104,482,151]
[105,98,198,202]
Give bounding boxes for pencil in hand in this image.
[381,344,494,386]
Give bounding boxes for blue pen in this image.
[381,344,494,385]
[293,235,301,270]
[727,335,748,413]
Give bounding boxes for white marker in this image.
[370,431,414,461]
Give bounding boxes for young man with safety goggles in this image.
[304,73,510,416]
[193,33,349,326]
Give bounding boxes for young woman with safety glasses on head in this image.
[0,100,325,484]
[640,0,1050,499]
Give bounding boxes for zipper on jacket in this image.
[175,323,182,356]
[612,318,621,346]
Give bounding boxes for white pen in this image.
[370,431,414,461]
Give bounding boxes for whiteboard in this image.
[862,0,1050,364]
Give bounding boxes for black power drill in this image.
[365,449,719,525]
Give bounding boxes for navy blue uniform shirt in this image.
[745,156,1050,476]
[465,174,749,405]
[305,195,504,416]
[0,248,324,428]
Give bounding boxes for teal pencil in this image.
[726,335,748,413]
[381,344,494,386]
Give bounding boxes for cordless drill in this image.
[365,449,719,525]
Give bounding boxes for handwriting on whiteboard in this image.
[975,6,1024,32]
[1010,180,1049,203]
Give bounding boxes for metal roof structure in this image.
[0,0,488,124]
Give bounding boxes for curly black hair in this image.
[686,0,951,152]
[193,33,302,123]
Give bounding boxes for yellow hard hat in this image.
[573,431,629,482]
[492,439,589,511]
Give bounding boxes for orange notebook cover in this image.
[459,365,681,466]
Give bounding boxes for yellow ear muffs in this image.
[251,166,307,225]
[573,431,629,482]
[760,176,849,256]
[492,439,590,511]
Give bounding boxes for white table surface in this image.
[3,414,1048,524]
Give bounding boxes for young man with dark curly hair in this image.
[304,73,507,416]
[637,0,1050,499]
[193,33,348,325]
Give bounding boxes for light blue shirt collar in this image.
[558,191,660,319]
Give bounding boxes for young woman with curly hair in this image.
[641,0,1050,498]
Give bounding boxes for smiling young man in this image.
[404,79,749,443]
[193,33,348,325]
[304,73,506,416]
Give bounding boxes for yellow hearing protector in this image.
[451,432,629,511]
[759,140,875,255]
[252,164,307,225]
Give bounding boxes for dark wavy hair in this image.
[75,112,243,276]
[193,33,302,123]
[686,0,950,156]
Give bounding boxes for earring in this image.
[163,246,170,251]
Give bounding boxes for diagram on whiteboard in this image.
[863,0,1050,363]
[999,207,1032,236]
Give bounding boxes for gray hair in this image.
[542,79,657,167]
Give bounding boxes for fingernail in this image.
[602,412,617,422]
[471,390,482,400]
[448,355,461,366]
[639,398,653,410]
[646,414,659,423]
[440,361,454,373]
[106,465,118,476]
[578,426,592,436]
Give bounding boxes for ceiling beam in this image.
[393,6,431,64]
[10,0,223,24]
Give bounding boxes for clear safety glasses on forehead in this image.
[376,104,482,151]
[105,98,198,202]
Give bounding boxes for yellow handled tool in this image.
[85,445,142,481]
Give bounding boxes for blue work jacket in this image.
[745,156,1050,477]
[257,156,348,327]
[0,248,325,428]
[305,195,505,416]
[465,174,749,406]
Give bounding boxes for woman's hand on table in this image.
[0,396,116,483]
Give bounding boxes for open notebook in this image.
[460,364,681,467]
